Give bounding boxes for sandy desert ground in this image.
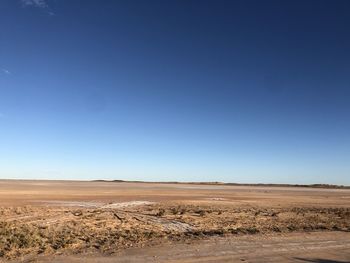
[0,180,349,262]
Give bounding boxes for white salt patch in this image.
[102,201,154,209]
[38,200,103,208]
[36,200,155,209]
[204,197,228,201]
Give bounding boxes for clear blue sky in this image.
[1,0,349,184]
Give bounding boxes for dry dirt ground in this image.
[0,180,349,262]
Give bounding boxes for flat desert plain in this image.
[0,180,349,263]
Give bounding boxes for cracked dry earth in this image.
[0,180,350,262]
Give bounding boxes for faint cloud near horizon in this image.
[20,0,55,15]
[21,0,48,8]
[1,69,11,75]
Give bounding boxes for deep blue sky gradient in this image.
[1,0,350,184]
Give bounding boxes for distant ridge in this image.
[91,180,350,189]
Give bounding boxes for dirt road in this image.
[32,232,350,263]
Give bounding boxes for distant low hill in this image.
[91,180,350,189]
